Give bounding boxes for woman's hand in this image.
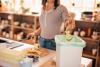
[68,17,75,29]
[67,12,75,30]
[27,28,41,39]
[65,17,75,34]
[27,32,35,39]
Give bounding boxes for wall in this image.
[0,0,99,19]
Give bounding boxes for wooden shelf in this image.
[82,50,96,59]
[0,12,39,44]
[0,25,11,27]
[75,21,100,67]
[81,37,99,42]
[13,26,33,31]
[0,36,13,40]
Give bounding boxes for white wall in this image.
[30,0,42,14]
[60,0,95,20]
[1,0,99,19]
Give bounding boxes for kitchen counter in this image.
[0,37,55,67]
[0,37,93,67]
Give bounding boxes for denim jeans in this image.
[39,37,56,50]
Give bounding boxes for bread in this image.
[25,48,49,57]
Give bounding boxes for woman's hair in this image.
[42,0,60,9]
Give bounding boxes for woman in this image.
[28,0,74,50]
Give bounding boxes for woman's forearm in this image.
[34,27,41,35]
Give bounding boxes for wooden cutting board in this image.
[40,60,85,67]
[40,60,56,67]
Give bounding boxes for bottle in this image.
[73,27,79,36]
[5,33,10,38]
[91,11,97,21]
[80,31,86,37]
[16,32,24,41]
[87,27,92,37]
[91,31,98,40]
[9,31,13,39]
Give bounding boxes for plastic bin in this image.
[55,35,86,67]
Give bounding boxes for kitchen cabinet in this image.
[75,20,100,67]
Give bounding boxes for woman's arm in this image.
[65,12,76,34]
[34,27,41,36]
[60,5,75,34]
[27,27,41,38]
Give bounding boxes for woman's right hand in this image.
[27,28,41,39]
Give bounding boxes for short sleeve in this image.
[59,5,69,22]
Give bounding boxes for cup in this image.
[20,57,33,67]
[92,49,97,55]
[74,31,79,36]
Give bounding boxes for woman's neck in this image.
[45,2,54,11]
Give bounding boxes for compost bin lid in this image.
[55,35,86,48]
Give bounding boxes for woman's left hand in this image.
[65,17,75,34]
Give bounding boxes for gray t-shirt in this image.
[39,5,69,39]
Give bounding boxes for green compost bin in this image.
[55,35,86,67]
